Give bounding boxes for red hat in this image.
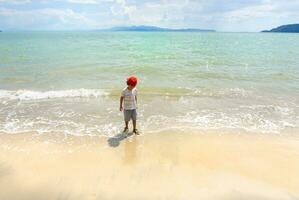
[127,76,138,86]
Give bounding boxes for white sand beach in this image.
[0,131,299,200]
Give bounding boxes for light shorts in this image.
[124,109,137,122]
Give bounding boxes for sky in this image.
[0,0,299,32]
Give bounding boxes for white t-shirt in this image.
[121,87,138,110]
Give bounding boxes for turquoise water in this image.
[0,31,298,135]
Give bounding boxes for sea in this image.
[0,31,298,136]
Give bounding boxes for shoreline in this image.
[0,131,299,199]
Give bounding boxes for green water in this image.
[0,31,298,135]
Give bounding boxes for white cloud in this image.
[1,0,299,31]
[109,0,192,27]
[0,0,31,4]
[219,0,299,31]
[68,0,113,4]
[225,4,276,21]
[0,7,99,29]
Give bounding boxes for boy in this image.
[120,76,139,135]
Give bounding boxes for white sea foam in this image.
[0,88,298,136]
[0,89,109,101]
[179,109,298,134]
[1,111,297,136]
[189,87,252,98]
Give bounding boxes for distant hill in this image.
[106,25,215,32]
[262,24,299,33]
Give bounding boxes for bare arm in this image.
[135,89,138,106]
[120,96,124,111]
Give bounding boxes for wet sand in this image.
[0,131,299,200]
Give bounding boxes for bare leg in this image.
[133,120,136,130]
[133,120,139,135]
[123,121,129,133]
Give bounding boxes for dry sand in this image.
[0,130,299,200]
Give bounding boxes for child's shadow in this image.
[107,132,134,148]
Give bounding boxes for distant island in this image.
[105,25,215,32]
[262,24,299,33]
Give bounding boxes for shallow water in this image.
[0,31,298,136]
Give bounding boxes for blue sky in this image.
[0,0,299,32]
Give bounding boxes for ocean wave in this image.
[0,117,122,137]
[0,87,253,102]
[0,89,109,101]
[0,109,297,136]
[178,109,298,134]
[0,87,297,136]
[117,87,252,98]
[190,87,251,98]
